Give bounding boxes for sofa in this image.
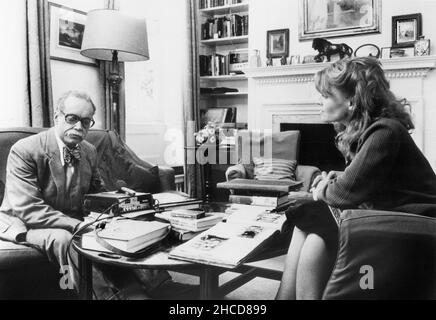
[0,127,175,299]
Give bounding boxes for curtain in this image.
[25,0,53,127]
[183,0,204,199]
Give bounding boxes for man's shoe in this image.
[149,279,199,300]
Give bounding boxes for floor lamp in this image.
[81,9,149,135]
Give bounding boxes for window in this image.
[120,0,187,167]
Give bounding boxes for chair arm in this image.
[225,164,247,181]
[295,165,321,192]
[158,166,175,192]
[323,210,436,300]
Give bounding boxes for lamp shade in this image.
[81,9,149,62]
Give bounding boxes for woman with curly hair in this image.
[276,57,436,300]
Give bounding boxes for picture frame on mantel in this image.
[392,13,422,48]
[267,29,290,59]
[48,2,97,67]
[299,0,381,40]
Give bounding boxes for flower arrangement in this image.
[194,122,219,145]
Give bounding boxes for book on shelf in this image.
[200,107,236,127]
[155,211,224,232]
[200,87,239,94]
[217,178,303,194]
[81,219,170,253]
[169,219,279,269]
[228,194,289,207]
[199,0,244,10]
[201,13,248,41]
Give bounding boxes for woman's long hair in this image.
[314,57,414,161]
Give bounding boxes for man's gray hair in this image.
[56,91,96,114]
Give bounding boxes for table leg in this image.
[199,268,219,300]
[78,254,93,300]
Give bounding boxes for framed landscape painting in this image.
[49,2,97,66]
[299,0,381,40]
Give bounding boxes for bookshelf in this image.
[196,0,249,202]
[198,0,249,128]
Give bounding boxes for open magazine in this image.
[169,205,284,268]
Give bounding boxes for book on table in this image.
[228,193,289,207]
[169,220,280,269]
[81,219,170,253]
[155,211,224,232]
[217,178,303,194]
[152,191,202,210]
[169,205,285,268]
[169,227,204,242]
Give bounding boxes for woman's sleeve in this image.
[315,125,400,208]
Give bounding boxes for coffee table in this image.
[72,198,312,300]
[73,234,286,300]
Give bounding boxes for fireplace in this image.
[245,57,436,171]
[281,123,345,172]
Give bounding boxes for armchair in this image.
[323,209,436,299]
[225,130,320,192]
[0,127,175,299]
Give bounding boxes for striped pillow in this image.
[253,157,297,181]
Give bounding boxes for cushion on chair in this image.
[85,130,160,193]
[253,157,297,181]
[236,131,301,179]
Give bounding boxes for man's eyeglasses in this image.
[61,112,95,129]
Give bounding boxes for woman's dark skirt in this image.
[285,200,339,253]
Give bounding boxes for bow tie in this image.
[63,146,81,166]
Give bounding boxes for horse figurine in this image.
[312,38,353,62]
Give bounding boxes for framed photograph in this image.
[414,37,430,56]
[290,55,301,65]
[381,47,391,59]
[392,13,422,48]
[267,29,290,59]
[49,2,97,66]
[299,0,381,40]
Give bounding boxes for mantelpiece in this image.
[244,56,436,83]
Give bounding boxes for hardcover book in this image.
[217,178,303,193]
[81,219,170,253]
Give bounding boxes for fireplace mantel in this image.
[245,56,436,170]
[244,56,436,84]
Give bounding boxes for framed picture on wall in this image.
[299,0,381,40]
[49,2,97,66]
[267,29,290,59]
[392,13,422,48]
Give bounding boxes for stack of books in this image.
[156,208,224,242]
[218,178,303,212]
